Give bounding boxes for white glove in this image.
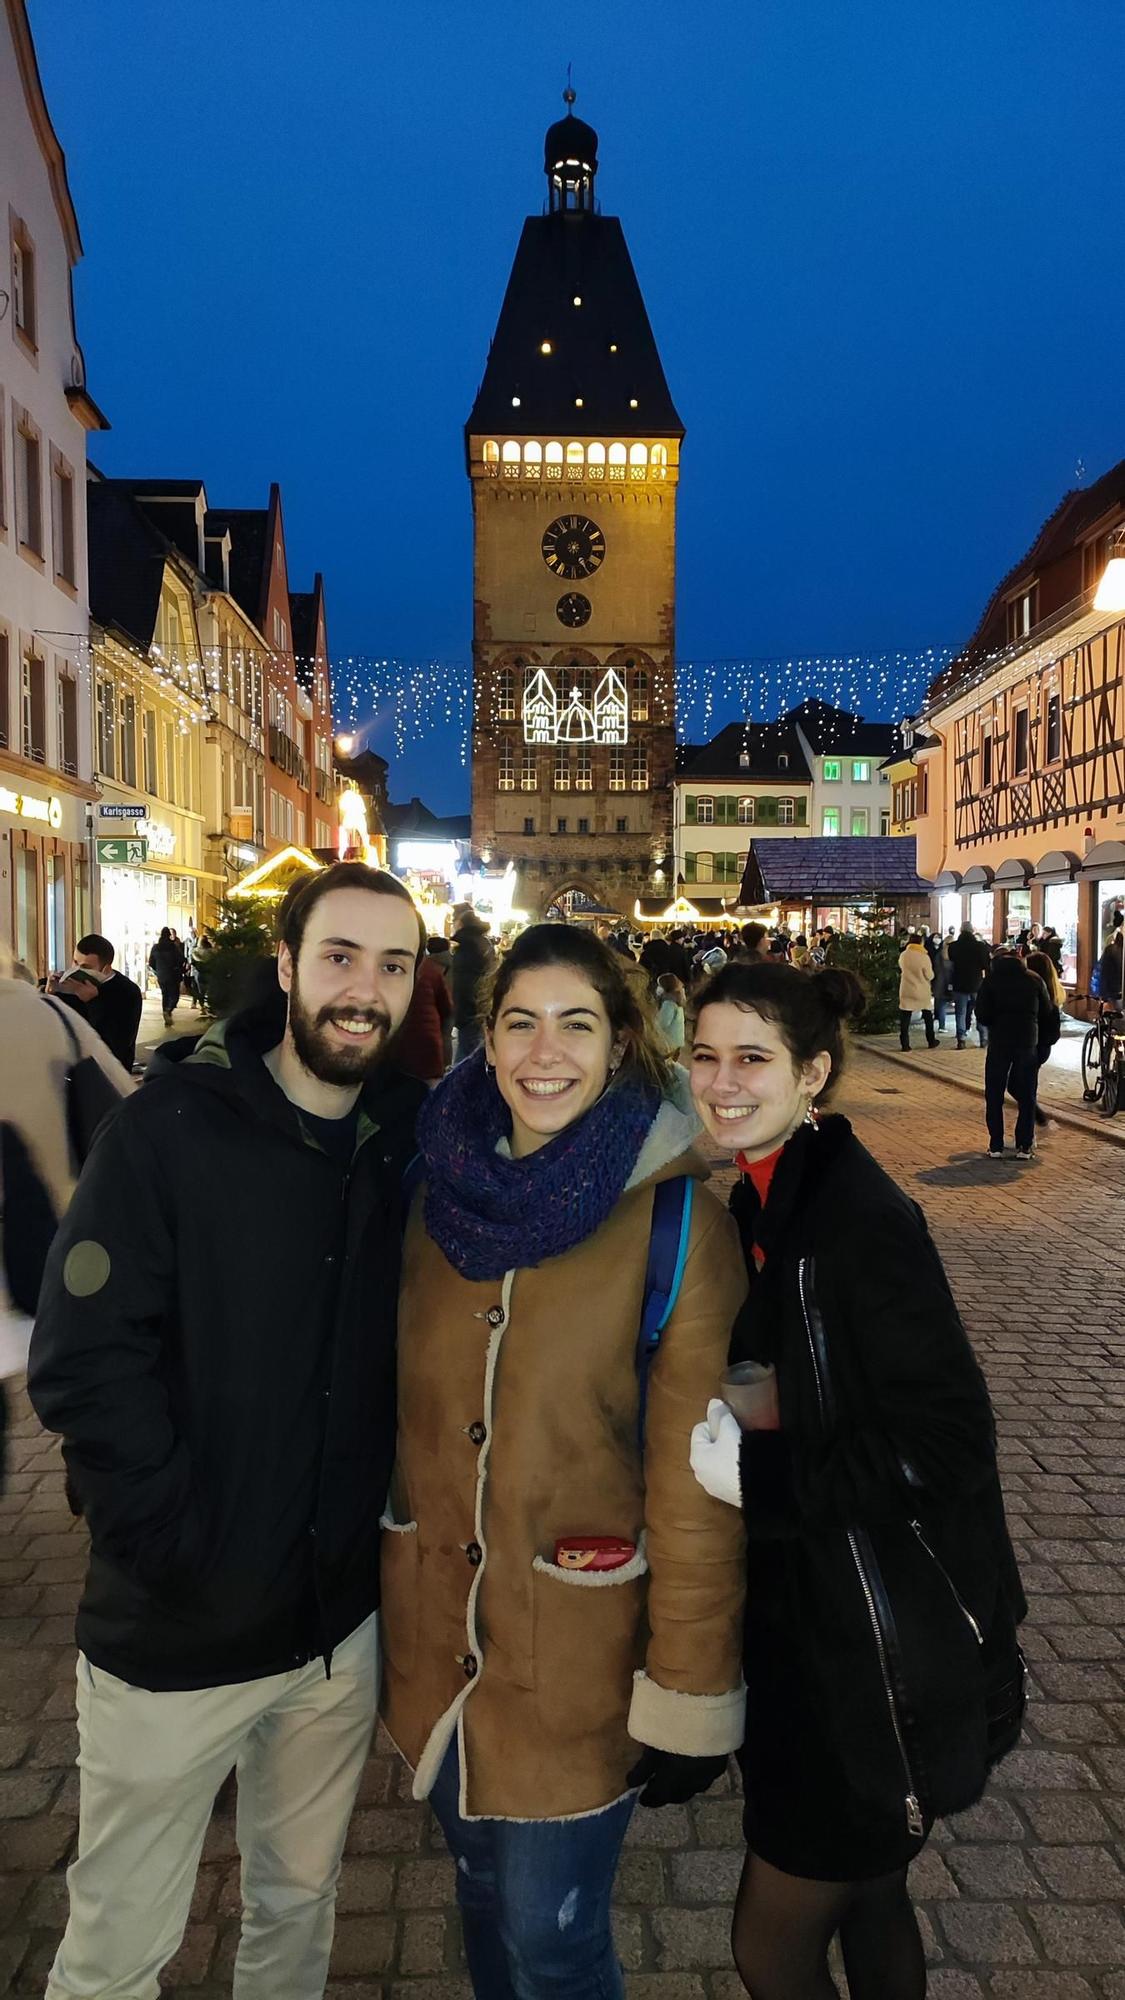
[689,1398,742,1509]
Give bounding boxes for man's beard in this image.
[288,972,395,1086]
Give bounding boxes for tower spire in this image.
[544,81,598,213]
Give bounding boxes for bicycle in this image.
[1081,1002,1125,1116]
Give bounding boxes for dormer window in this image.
[738,749,750,769]
[778,753,789,771]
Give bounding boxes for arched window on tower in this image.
[650,444,668,480]
[608,442,627,483]
[630,443,648,480]
[495,669,516,721]
[566,441,584,479]
[629,665,649,721]
[546,442,563,480]
[502,440,520,479]
[483,441,500,476]
[524,440,542,480]
[588,441,606,480]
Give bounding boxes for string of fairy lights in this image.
[45,627,1114,766]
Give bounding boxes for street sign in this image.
[99,803,145,819]
[96,837,148,865]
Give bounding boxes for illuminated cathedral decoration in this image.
[594,667,628,744]
[523,668,558,744]
[521,667,629,746]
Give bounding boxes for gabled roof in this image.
[676,720,812,783]
[86,479,193,650]
[221,509,271,630]
[466,211,683,441]
[5,0,82,262]
[785,699,899,759]
[930,452,1125,702]
[384,797,471,840]
[740,836,932,906]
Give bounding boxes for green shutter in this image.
[759,795,777,824]
[796,797,807,824]
[718,796,737,826]
[685,795,697,824]
[684,853,697,881]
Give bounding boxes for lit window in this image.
[496,668,516,721]
[572,296,582,307]
[483,441,499,466]
[576,747,593,790]
[540,341,553,355]
[523,440,542,481]
[694,795,714,824]
[851,760,871,783]
[521,750,538,790]
[511,396,521,408]
[502,440,520,479]
[629,398,638,409]
[609,747,625,791]
[777,798,795,826]
[554,745,570,789]
[609,342,618,353]
[737,796,755,825]
[696,851,714,884]
[631,668,649,720]
[850,809,869,835]
[546,440,563,479]
[631,746,649,791]
[629,443,648,480]
[822,808,840,837]
[498,741,515,790]
[651,444,668,480]
[823,758,841,782]
[608,442,626,483]
[574,398,584,409]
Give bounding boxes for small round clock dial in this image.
[556,591,592,628]
[541,514,606,581]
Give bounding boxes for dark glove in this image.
[626,1747,729,1807]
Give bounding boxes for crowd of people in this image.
[0,863,1032,2000]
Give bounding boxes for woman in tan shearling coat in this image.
[381,923,747,1999]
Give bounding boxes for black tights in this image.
[731,1850,926,1999]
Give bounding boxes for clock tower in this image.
[466,94,684,920]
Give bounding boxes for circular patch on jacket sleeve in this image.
[62,1241,112,1297]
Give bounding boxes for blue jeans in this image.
[953,991,988,1046]
[428,1737,636,1999]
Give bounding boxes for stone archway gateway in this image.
[540,880,624,922]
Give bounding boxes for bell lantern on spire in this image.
[544,86,598,214]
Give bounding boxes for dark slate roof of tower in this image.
[466,211,683,441]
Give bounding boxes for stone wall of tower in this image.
[469,450,678,919]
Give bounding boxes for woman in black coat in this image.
[148,926,182,1028]
[687,959,1025,2000]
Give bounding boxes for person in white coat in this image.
[897,934,938,1052]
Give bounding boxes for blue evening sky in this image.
[30,0,1125,810]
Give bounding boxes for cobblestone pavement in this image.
[2,1048,1124,1997]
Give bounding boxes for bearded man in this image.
[30,864,426,2000]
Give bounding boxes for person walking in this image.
[1096,915,1124,1007]
[148,926,183,1028]
[655,970,686,1060]
[897,934,937,1050]
[1024,949,1063,1133]
[49,934,144,1072]
[687,959,1026,2000]
[948,922,992,1048]
[381,925,747,1999]
[450,909,496,1062]
[189,930,216,1013]
[973,947,1055,1159]
[29,864,427,2000]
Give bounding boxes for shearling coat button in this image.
[467,1422,487,1445]
[466,1541,483,1565]
[485,1305,505,1327]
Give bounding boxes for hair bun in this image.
[812,965,867,1025]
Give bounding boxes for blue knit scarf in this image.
[417,1048,660,1280]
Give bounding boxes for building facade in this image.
[290,573,336,853]
[673,720,813,918]
[225,485,310,858]
[466,99,682,919]
[915,454,1125,995]
[787,701,896,839]
[0,0,107,974]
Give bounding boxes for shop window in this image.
[1013,707,1029,776]
[46,854,66,972]
[57,674,78,776]
[21,649,45,762]
[1045,881,1078,985]
[15,845,39,971]
[822,807,840,837]
[51,450,76,586]
[1045,690,1061,764]
[0,626,9,748]
[777,798,795,826]
[850,809,869,836]
[823,758,841,782]
[10,217,37,350]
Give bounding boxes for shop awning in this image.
[962,864,995,888]
[634,894,738,926]
[1033,850,1081,885]
[934,869,963,890]
[994,857,1034,886]
[1080,840,1125,880]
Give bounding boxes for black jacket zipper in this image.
[910,1520,984,1644]
[797,1255,926,1839]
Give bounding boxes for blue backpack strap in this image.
[635,1176,694,1449]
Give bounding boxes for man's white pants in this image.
[46,1613,379,2000]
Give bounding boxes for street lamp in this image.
[1094,531,1125,613]
[335,732,355,756]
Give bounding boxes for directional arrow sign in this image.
[96,838,148,865]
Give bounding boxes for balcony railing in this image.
[268,724,310,790]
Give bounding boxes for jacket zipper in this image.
[797,1256,926,1839]
[910,1520,984,1644]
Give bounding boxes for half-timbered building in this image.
[915,456,1125,997]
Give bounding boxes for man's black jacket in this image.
[974,957,1054,1054]
[29,1008,424,1691]
[947,932,991,995]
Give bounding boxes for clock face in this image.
[556,591,592,629]
[542,515,606,581]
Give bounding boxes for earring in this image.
[485,1059,495,1075]
[803,1100,819,1128]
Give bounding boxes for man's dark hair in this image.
[280,862,425,965]
[76,934,114,968]
[741,921,767,949]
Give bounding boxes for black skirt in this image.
[738,1547,933,1883]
